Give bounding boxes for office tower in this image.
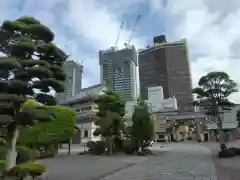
[56,60,83,102]
[138,35,193,112]
[99,46,138,101]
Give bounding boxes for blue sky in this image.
[1,0,240,102]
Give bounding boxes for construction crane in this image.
[126,14,141,45]
[114,21,124,47]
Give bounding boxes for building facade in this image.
[207,104,239,141]
[138,35,193,112]
[56,60,83,102]
[147,86,178,112]
[99,46,138,101]
[59,84,106,143]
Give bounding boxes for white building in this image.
[147,86,177,112]
[59,84,106,143]
[207,104,239,130]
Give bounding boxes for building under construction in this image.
[99,45,138,101]
[99,15,140,101]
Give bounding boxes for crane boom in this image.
[115,21,124,47]
[127,15,141,45]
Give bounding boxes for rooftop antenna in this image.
[114,21,124,47]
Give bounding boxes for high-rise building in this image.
[99,46,138,101]
[56,60,83,102]
[138,35,193,112]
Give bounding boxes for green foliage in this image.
[35,93,57,106]
[131,99,154,146]
[18,106,76,148]
[0,147,5,160]
[192,71,238,117]
[16,163,46,174]
[0,146,36,163]
[122,140,138,154]
[0,16,67,128]
[0,160,5,170]
[3,163,46,178]
[0,138,6,146]
[16,146,36,164]
[86,141,106,155]
[94,90,126,137]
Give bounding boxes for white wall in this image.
[147,86,177,112]
[207,104,239,130]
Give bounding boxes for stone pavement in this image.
[40,143,218,180]
[101,143,217,180]
[204,141,240,180]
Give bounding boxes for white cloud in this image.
[150,0,240,103]
[1,0,240,103]
[0,0,145,88]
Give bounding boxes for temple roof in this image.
[59,84,107,105]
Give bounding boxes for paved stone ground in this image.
[39,143,217,180]
[39,153,149,180]
[101,143,217,180]
[204,141,240,180]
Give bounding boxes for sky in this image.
[1,0,240,102]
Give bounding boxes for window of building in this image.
[81,106,92,112]
[76,109,80,112]
[84,129,88,137]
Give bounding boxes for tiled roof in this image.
[76,116,93,124]
[59,84,107,105]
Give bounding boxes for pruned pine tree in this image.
[0,16,67,170]
[192,71,237,150]
[93,90,125,155]
[131,99,154,152]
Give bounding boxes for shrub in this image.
[0,147,6,160]
[16,146,36,164]
[16,163,46,175]
[86,141,106,155]
[0,138,6,147]
[2,163,46,179]
[18,106,76,149]
[233,147,240,155]
[86,141,95,152]
[218,148,236,158]
[0,146,37,163]
[0,160,5,170]
[122,140,138,154]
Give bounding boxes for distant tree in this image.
[0,16,67,170]
[131,99,154,152]
[93,90,125,155]
[192,71,237,150]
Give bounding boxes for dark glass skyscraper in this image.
[138,35,194,112]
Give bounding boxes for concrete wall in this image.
[76,122,101,143]
[152,114,166,133]
[207,105,239,130]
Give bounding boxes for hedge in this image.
[18,105,76,148]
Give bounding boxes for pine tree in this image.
[0,16,67,170]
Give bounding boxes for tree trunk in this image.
[107,137,113,156]
[217,118,226,151]
[140,140,144,152]
[5,127,19,171]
